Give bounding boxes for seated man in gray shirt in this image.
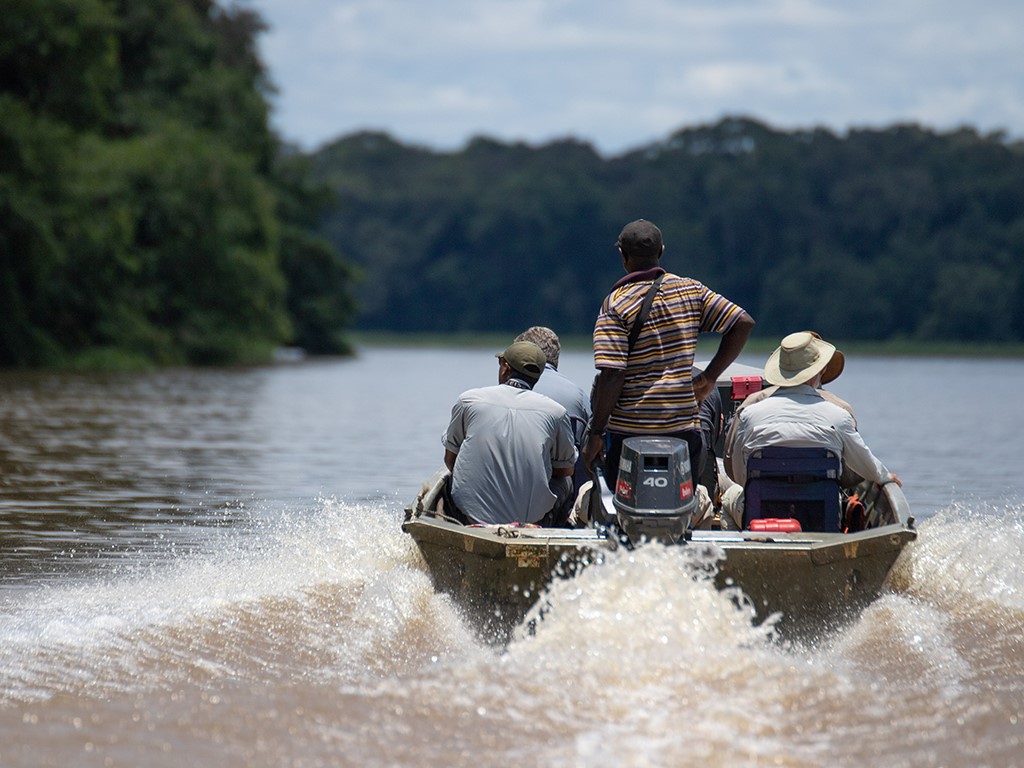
[443,341,578,526]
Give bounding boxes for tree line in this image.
[313,118,1024,343]
[5,2,1024,370]
[1,0,356,368]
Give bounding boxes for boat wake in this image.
[0,497,474,705]
[474,504,1024,765]
[890,502,1024,611]
[1,499,1022,766]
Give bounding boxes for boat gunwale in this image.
[401,512,916,554]
[405,464,915,551]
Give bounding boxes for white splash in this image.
[0,497,474,703]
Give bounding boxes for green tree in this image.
[274,150,359,354]
[0,0,353,367]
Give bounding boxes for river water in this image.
[0,346,1022,767]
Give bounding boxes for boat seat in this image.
[743,446,842,532]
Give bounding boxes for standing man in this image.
[443,341,578,526]
[514,326,591,493]
[583,219,755,491]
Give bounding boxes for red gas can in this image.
[749,518,802,533]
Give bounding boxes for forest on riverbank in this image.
[1,0,356,368]
[314,119,1024,344]
[5,2,1024,370]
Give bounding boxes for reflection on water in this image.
[0,369,268,577]
[0,348,1023,766]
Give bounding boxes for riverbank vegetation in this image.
[315,121,1024,348]
[4,3,1024,370]
[1,0,356,369]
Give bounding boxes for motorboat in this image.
[402,362,917,640]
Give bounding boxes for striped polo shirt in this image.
[593,269,746,433]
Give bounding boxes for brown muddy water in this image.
[0,348,1022,767]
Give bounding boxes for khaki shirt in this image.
[723,385,870,487]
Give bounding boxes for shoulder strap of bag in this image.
[627,274,665,355]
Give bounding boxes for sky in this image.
[245,0,1024,156]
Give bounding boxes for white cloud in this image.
[245,0,1024,154]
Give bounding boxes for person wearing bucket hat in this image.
[723,330,857,432]
[441,341,578,526]
[720,331,901,528]
[763,330,840,387]
[584,218,755,493]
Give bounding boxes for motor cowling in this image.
[613,436,696,545]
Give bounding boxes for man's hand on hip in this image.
[692,371,714,402]
[582,432,605,468]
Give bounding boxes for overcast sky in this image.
[245,0,1024,156]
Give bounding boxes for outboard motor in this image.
[613,436,696,545]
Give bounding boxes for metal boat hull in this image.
[402,473,916,639]
[406,360,917,639]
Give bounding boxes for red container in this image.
[749,518,802,533]
[731,375,763,401]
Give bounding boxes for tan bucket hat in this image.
[764,331,844,386]
[805,330,844,384]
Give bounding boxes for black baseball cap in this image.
[616,219,663,258]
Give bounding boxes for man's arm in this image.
[443,398,466,472]
[693,311,755,402]
[582,367,626,467]
[835,415,898,487]
[722,408,746,484]
[551,412,579,480]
